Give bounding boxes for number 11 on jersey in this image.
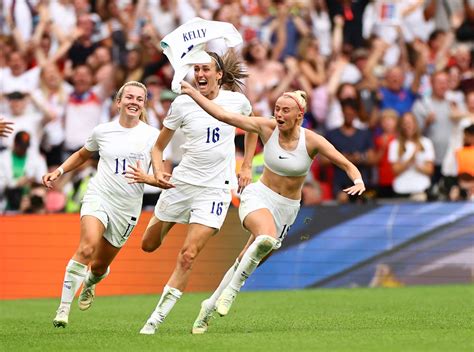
[115,158,126,175]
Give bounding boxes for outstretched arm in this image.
[42,147,93,188]
[180,81,271,135]
[309,132,366,196]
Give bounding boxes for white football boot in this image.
[53,306,70,328]
[192,299,215,334]
[78,285,96,311]
[215,287,238,317]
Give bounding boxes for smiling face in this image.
[400,113,419,139]
[117,85,146,120]
[193,60,222,99]
[274,96,302,131]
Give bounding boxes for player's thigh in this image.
[242,208,277,237]
[90,236,121,273]
[79,215,106,249]
[182,223,217,255]
[142,214,175,244]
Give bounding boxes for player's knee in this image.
[254,235,278,258]
[178,247,198,271]
[141,240,158,253]
[76,244,95,261]
[141,235,162,252]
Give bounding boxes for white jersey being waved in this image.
[164,90,252,189]
[84,119,160,210]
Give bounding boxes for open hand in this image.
[343,183,366,196]
[125,160,148,184]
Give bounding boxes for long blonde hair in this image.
[115,81,148,123]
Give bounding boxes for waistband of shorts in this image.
[256,180,301,206]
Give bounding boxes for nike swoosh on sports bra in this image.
[263,127,313,177]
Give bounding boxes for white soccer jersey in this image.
[164,90,251,189]
[84,120,159,209]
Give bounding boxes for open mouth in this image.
[126,105,139,114]
[197,79,208,89]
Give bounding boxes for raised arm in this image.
[180,81,273,135]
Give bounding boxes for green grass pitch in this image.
[1,285,473,351]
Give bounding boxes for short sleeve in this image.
[163,99,184,130]
[241,96,252,116]
[84,127,99,152]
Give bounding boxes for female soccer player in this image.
[179,80,366,334]
[42,81,160,328]
[134,51,258,335]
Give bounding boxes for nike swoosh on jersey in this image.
[278,156,289,159]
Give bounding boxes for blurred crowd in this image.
[0,0,473,214]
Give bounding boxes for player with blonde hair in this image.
[180,81,366,333]
[43,81,160,328]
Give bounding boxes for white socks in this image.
[149,285,183,325]
[59,259,88,309]
[207,259,240,307]
[84,267,110,288]
[229,235,278,292]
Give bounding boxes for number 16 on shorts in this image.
[210,201,224,216]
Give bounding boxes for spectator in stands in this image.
[369,263,404,288]
[325,98,375,202]
[453,44,474,94]
[374,109,398,198]
[31,65,73,168]
[327,0,369,50]
[297,36,327,91]
[0,131,48,211]
[454,124,474,200]
[308,0,332,57]
[442,89,474,197]
[0,51,41,96]
[67,13,101,67]
[388,112,435,201]
[260,0,310,61]
[378,59,425,116]
[63,64,113,158]
[242,39,285,116]
[413,70,458,196]
[2,92,53,154]
[20,183,48,214]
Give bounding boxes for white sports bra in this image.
[263,127,313,177]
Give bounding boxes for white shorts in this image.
[80,194,140,248]
[155,179,231,229]
[239,181,300,249]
